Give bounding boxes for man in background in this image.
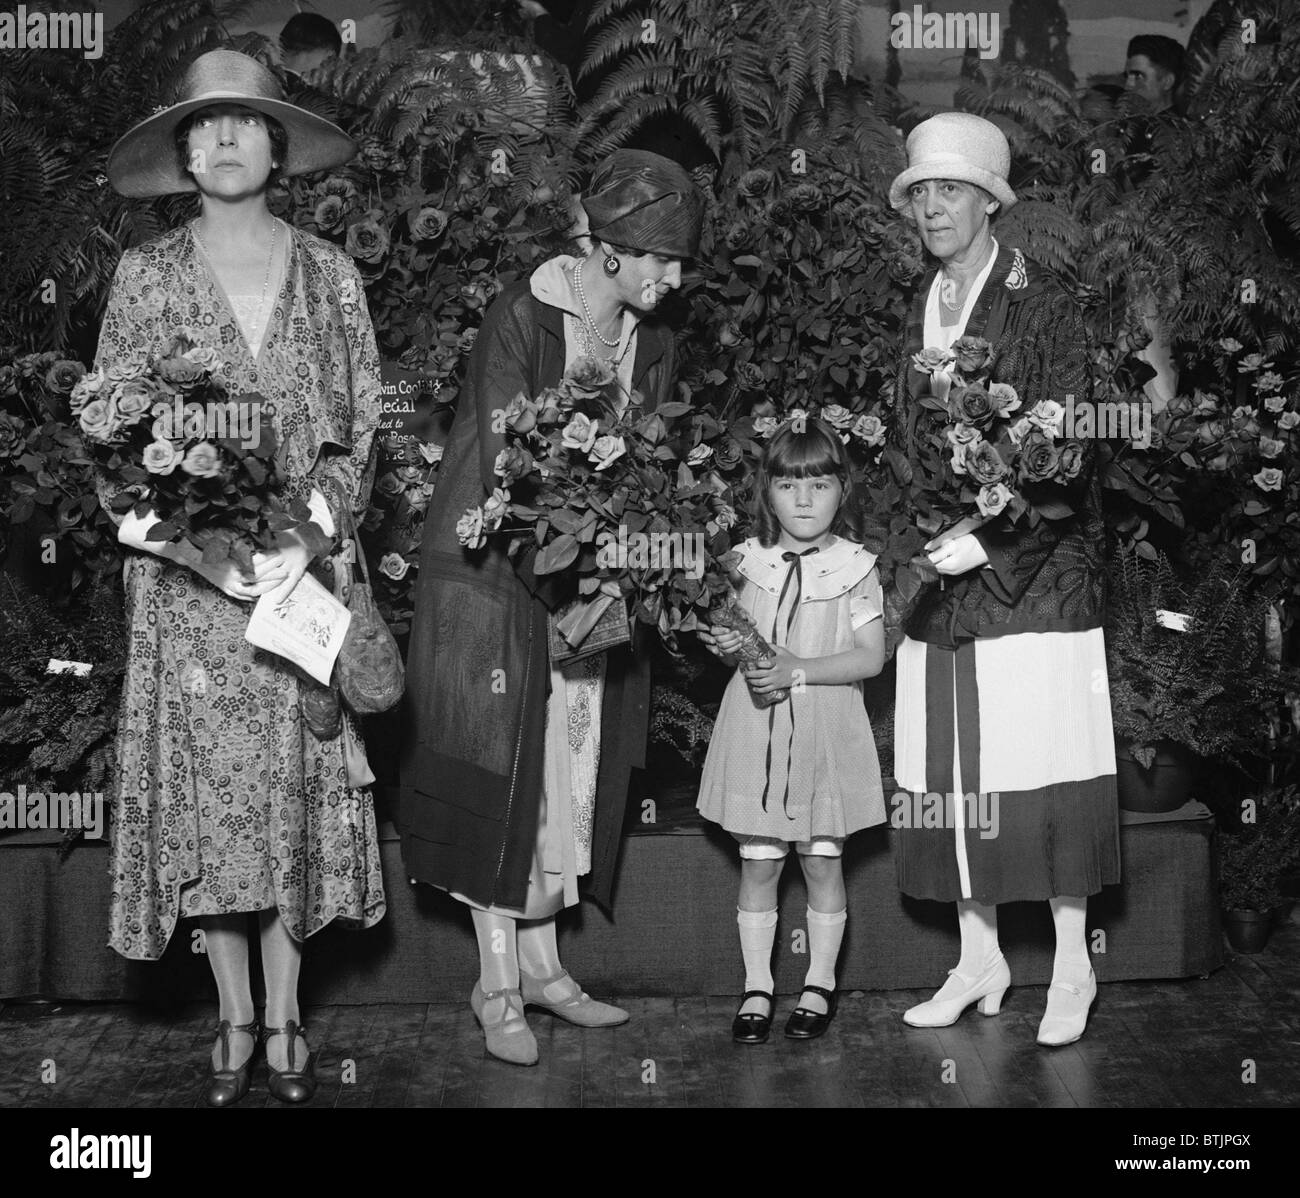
[280,11,342,77]
[1123,34,1184,114]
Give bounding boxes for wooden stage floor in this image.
[3,917,1297,1109]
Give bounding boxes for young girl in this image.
[697,417,887,1043]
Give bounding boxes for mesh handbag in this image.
[332,499,405,715]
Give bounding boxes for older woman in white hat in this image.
[887,113,1119,1046]
[98,49,385,1104]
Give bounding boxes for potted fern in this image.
[1217,789,1299,953]
[1105,547,1291,812]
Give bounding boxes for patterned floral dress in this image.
[96,221,387,960]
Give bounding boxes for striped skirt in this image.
[893,628,1121,904]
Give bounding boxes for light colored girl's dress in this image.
[697,536,887,841]
[96,221,387,959]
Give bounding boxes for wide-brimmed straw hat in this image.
[582,149,704,260]
[107,49,356,198]
[888,112,1017,212]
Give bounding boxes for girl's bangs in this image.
[766,428,846,480]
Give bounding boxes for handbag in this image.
[331,500,406,715]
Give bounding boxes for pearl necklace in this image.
[572,258,622,349]
[193,217,280,339]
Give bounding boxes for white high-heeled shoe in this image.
[902,955,1011,1028]
[1036,969,1097,1047]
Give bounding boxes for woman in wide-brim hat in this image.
[96,49,386,1105]
[399,149,704,1067]
[885,112,1119,1046]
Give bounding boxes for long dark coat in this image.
[398,279,676,911]
[891,242,1107,646]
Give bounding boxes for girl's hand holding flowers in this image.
[699,625,744,659]
[744,645,803,695]
[253,526,315,607]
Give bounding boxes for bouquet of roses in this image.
[458,356,746,652]
[910,334,1085,532]
[73,332,331,573]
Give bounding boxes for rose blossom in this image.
[157,355,205,387]
[1026,399,1065,436]
[788,182,825,211]
[345,215,390,264]
[410,206,449,241]
[724,221,750,251]
[561,413,598,453]
[1259,437,1285,459]
[821,404,854,429]
[45,359,85,394]
[1253,467,1283,492]
[315,195,345,233]
[1263,394,1287,413]
[78,398,116,440]
[737,168,774,198]
[0,365,17,398]
[714,438,744,469]
[1236,354,1269,373]
[375,472,405,498]
[114,379,157,424]
[418,442,445,464]
[1007,416,1033,444]
[852,414,886,447]
[564,356,617,398]
[180,441,222,478]
[1018,430,1060,482]
[1278,411,1299,431]
[988,382,1020,414]
[952,335,993,375]
[965,439,1009,486]
[687,444,713,465]
[483,487,510,530]
[714,502,738,530]
[0,412,26,457]
[1254,371,1284,394]
[494,445,535,484]
[590,434,627,471]
[753,416,779,438]
[142,439,181,475]
[734,361,764,390]
[912,347,954,375]
[1217,338,1243,353]
[951,384,996,430]
[378,553,411,581]
[69,367,105,412]
[976,482,1013,518]
[1057,440,1085,480]
[503,392,538,434]
[457,506,486,548]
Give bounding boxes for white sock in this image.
[955,899,1001,977]
[737,908,777,1014]
[1049,896,1091,984]
[802,907,847,1014]
[804,906,847,991]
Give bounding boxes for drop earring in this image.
[603,254,620,276]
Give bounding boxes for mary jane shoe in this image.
[1036,969,1097,1047]
[902,955,1011,1028]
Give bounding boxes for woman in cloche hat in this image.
[886,113,1119,1047]
[97,49,386,1105]
[399,149,704,1067]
